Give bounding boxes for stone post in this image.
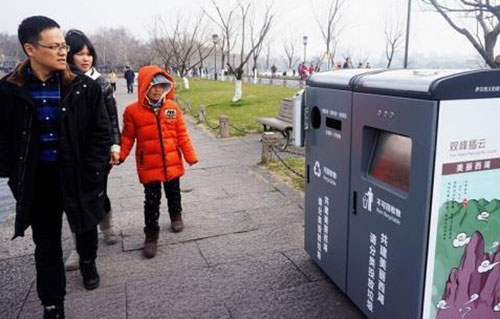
[283,79,287,87]
[259,132,279,165]
[185,99,191,113]
[198,105,207,123]
[219,115,229,138]
[185,100,192,114]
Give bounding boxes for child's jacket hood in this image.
[137,65,175,108]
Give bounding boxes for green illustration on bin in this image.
[431,197,500,319]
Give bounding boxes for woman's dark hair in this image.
[65,29,98,67]
[18,16,60,54]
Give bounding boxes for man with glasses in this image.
[0,16,111,319]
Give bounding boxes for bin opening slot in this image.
[368,130,412,193]
[326,117,342,131]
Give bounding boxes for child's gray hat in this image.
[151,74,170,86]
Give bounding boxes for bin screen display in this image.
[369,131,412,192]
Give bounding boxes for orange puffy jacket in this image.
[119,65,198,184]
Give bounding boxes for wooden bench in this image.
[256,98,293,150]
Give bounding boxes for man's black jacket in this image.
[0,61,112,238]
[124,69,135,83]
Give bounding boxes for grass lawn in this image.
[175,78,299,136]
[268,157,305,193]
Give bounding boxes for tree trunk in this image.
[253,70,258,84]
[182,77,190,90]
[221,67,226,81]
[386,49,394,68]
[232,80,242,102]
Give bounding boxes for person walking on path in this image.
[298,62,309,84]
[108,70,117,91]
[308,64,315,75]
[63,29,121,272]
[343,57,353,69]
[124,66,135,94]
[0,16,111,318]
[270,64,277,78]
[119,65,198,258]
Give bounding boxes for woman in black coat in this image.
[64,29,121,271]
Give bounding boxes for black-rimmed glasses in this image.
[35,43,70,53]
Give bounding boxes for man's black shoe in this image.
[79,259,100,290]
[43,303,65,319]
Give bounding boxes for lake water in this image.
[0,179,15,223]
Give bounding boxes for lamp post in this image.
[303,35,308,64]
[403,0,412,68]
[212,34,219,80]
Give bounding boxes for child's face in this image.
[147,84,167,102]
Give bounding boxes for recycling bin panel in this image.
[304,86,352,292]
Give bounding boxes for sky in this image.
[0,0,485,68]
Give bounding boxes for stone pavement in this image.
[0,79,366,319]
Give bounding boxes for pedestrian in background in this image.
[298,62,309,82]
[343,57,353,69]
[108,70,117,91]
[63,29,121,272]
[271,64,277,78]
[124,66,135,94]
[308,64,315,75]
[119,65,198,259]
[0,16,111,318]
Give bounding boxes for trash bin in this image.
[304,69,380,292]
[304,68,500,319]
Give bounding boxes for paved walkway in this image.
[0,80,365,319]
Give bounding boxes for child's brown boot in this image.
[170,211,184,233]
[143,229,159,258]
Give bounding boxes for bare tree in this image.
[312,0,346,70]
[384,15,404,68]
[311,54,324,69]
[341,48,354,60]
[354,47,371,66]
[150,19,176,70]
[130,41,157,68]
[265,42,272,70]
[422,0,500,68]
[0,33,24,69]
[283,37,300,70]
[220,1,273,102]
[204,0,237,76]
[197,40,213,78]
[151,15,215,89]
[250,23,265,77]
[90,27,143,69]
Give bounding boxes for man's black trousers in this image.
[31,165,98,306]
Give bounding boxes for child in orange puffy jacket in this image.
[119,65,198,258]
